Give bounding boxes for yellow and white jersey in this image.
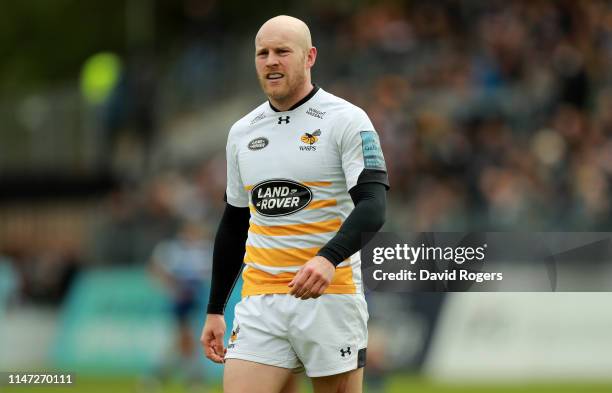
[225,86,387,297]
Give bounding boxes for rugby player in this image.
[200,15,389,393]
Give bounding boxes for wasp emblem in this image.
[230,325,240,343]
[300,129,322,145]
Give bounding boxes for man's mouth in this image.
[266,73,284,80]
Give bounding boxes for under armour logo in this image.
[278,116,290,124]
[340,347,352,357]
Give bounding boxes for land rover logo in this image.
[248,137,269,151]
[251,180,312,217]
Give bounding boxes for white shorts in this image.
[225,294,368,377]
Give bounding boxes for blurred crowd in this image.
[312,0,612,231]
[2,0,612,305]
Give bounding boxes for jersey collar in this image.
[268,84,320,113]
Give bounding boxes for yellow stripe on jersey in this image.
[244,181,333,191]
[241,265,356,296]
[304,199,337,209]
[302,181,332,187]
[249,199,336,212]
[244,246,319,266]
[249,218,341,236]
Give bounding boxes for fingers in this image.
[204,341,224,363]
[290,258,335,299]
[288,267,310,296]
[297,273,320,299]
[301,279,328,299]
[214,332,227,361]
[291,267,330,299]
[201,329,225,364]
[307,280,327,299]
[204,345,224,363]
[288,265,305,289]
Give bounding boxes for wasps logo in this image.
[300,129,321,145]
[230,325,240,343]
[299,129,321,151]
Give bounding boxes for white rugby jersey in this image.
[225,86,388,297]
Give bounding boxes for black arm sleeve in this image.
[206,203,250,314]
[316,181,387,266]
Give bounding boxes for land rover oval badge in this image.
[248,137,269,151]
[251,179,312,217]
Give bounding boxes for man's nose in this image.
[265,53,279,66]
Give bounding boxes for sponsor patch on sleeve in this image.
[360,131,387,171]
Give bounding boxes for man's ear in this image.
[306,46,317,68]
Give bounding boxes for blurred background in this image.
[1,0,612,392]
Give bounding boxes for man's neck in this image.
[269,82,314,112]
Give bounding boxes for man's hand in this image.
[200,314,227,363]
[288,256,335,299]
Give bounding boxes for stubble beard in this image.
[260,70,306,106]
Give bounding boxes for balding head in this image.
[254,15,317,111]
[256,15,312,55]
